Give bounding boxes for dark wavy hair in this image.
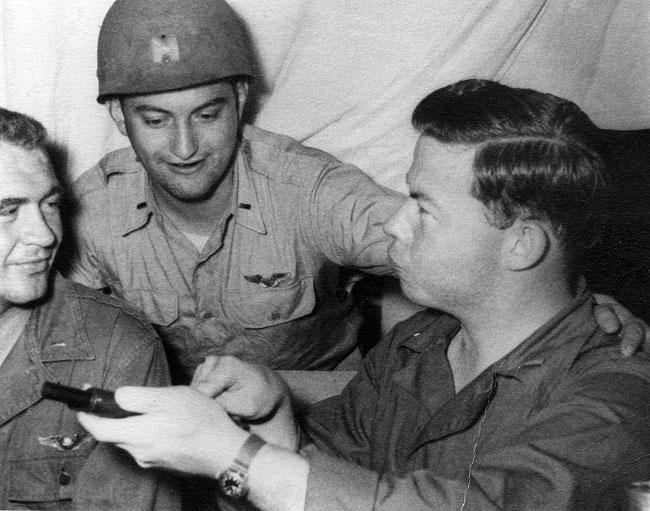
[0,107,47,150]
[412,79,605,269]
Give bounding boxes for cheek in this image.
[204,123,238,156]
[0,226,18,254]
[453,229,502,279]
[127,125,165,161]
[0,240,10,264]
[403,233,437,276]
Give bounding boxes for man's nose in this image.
[21,207,57,248]
[171,122,199,160]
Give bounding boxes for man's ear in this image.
[502,219,550,271]
[233,80,249,120]
[106,99,128,136]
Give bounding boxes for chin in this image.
[6,279,50,305]
[399,280,446,311]
[169,179,222,203]
[399,281,425,305]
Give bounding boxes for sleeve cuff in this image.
[301,445,379,511]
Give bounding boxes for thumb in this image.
[191,357,239,398]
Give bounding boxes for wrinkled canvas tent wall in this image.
[1,0,648,192]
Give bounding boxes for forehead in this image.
[121,81,235,111]
[0,142,56,199]
[406,136,477,196]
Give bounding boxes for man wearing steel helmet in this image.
[64,0,649,387]
[64,0,404,385]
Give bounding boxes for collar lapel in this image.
[121,169,153,236]
[31,275,95,363]
[0,327,51,427]
[234,141,267,234]
[0,276,95,425]
[409,371,498,456]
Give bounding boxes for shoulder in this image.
[242,125,360,188]
[72,146,141,200]
[69,148,144,240]
[68,280,159,343]
[572,330,650,382]
[550,327,650,408]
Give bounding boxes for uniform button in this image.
[58,467,71,486]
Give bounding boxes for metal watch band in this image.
[233,433,266,471]
[217,433,266,499]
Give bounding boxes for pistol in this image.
[41,382,138,418]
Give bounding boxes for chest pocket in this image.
[224,277,316,328]
[119,288,179,327]
[7,453,88,507]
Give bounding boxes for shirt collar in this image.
[494,289,595,379]
[26,273,95,363]
[122,169,153,237]
[394,287,598,424]
[405,289,598,454]
[393,311,459,358]
[399,287,595,376]
[233,135,267,234]
[98,148,153,237]
[100,146,140,181]
[0,275,94,426]
[114,138,268,237]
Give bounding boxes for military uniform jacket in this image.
[0,275,178,510]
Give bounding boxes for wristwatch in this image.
[217,433,266,499]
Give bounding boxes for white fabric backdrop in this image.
[1,0,648,191]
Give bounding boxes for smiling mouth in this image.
[167,159,206,172]
[13,259,50,274]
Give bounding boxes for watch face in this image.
[219,468,247,498]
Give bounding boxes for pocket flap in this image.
[226,277,316,328]
[8,455,86,503]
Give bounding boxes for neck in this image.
[447,274,574,391]
[152,170,234,236]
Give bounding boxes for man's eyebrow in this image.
[191,97,227,114]
[0,185,64,209]
[0,197,28,209]
[134,97,228,115]
[134,105,170,115]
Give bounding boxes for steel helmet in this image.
[97,0,254,103]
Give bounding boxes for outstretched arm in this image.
[77,386,308,511]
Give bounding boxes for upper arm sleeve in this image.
[307,163,405,271]
[300,323,395,466]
